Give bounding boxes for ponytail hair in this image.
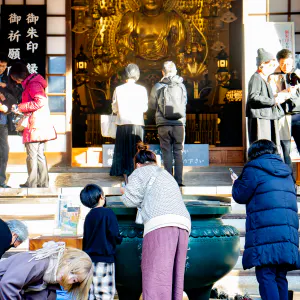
[134,142,157,167]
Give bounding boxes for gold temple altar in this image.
[70,0,243,165]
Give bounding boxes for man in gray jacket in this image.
[149,61,187,186]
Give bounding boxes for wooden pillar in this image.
[297,163,300,185]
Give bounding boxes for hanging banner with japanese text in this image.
[1,5,46,77]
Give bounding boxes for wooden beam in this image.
[1,215,55,221]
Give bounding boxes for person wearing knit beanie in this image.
[246,48,283,152]
[256,48,275,67]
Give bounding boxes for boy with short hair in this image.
[80,184,122,300]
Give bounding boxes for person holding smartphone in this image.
[232,139,300,300]
[229,168,238,183]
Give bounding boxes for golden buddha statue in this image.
[117,0,186,66]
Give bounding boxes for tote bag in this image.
[14,113,30,132]
[101,114,117,139]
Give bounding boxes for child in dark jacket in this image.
[80,184,122,300]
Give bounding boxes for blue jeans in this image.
[255,265,288,300]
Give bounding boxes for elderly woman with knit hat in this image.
[247,48,284,150]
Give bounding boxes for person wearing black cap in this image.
[246,48,284,151]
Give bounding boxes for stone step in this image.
[5,164,299,188]
[3,165,244,188]
[6,165,245,174]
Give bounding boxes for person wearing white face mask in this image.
[246,48,284,154]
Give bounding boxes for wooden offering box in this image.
[29,235,83,250]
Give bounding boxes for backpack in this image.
[158,82,186,120]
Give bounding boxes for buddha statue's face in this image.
[141,0,164,13]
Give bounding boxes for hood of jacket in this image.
[160,75,184,85]
[22,73,47,89]
[246,154,292,178]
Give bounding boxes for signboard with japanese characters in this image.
[1,5,46,76]
[102,144,209,167]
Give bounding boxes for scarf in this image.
[29,241,65,284]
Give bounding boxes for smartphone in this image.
[228,168,235,175]
[229,168,238,180]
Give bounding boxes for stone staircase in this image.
[1,166,300,299]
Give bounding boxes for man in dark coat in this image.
[0,53,18,188]
[232,139,300,300]
[148,61,187,186]
[246,48,284,153]
[0,219,28,258]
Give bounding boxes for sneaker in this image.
[178,183,185,187]
[0,183,11,188]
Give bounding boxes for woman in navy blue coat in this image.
[232,139,300,300]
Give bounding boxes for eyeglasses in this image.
[12,236,21,248]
